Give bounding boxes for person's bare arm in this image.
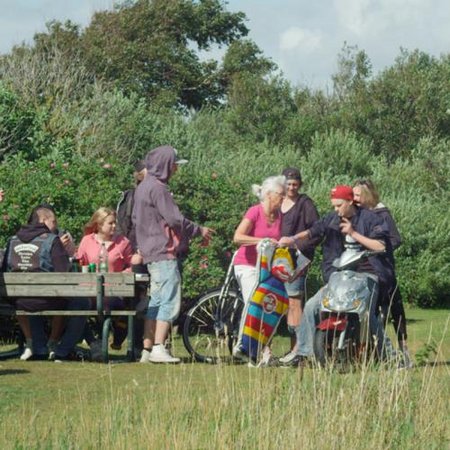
[233,218,278,246]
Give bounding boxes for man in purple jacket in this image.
[133,145,212,363]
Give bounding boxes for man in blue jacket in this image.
[133,145,212,363]
[279,185,394,365]
[4,205,89,361]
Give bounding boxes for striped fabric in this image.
[241,246,291,361]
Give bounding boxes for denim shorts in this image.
[285,275,306,298]
[146,259,181,323]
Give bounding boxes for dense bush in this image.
[328,49,450,161]
[0,152,131,244]
[0,8,449,306]
[1,122,448,307]
[0,83,46,160]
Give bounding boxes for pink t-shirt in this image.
[76,233,133,272]
[233,204,282,267]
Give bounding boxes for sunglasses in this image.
[355,179,374,189]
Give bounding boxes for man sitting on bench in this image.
[3,206,70,360]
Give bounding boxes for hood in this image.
[374,202,388,212]
[16,223,53,243]
[145,145,176,183]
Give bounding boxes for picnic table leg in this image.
[101,318,111,363]
[96,274,110,363]
[126,315,135,362]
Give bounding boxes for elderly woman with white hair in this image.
[232,175,286,365]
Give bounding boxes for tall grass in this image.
[0,336,448,449]
[1,364,448,449]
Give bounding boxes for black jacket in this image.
[309,207,395,287]
[3,223,70,272]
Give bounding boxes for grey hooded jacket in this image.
[132,145,202,264]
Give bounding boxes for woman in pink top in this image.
[233,175,286,300]
[77,207,133,351]
[77,207,133,273]
[232,176,286,365]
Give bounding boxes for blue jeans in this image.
[295,282,386,357]
[30,298,89,357]
[145,260,181,323]
[56,298,89,357]
[295,287,324,357]
[29,317,50,355]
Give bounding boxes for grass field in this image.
[0,307,448,449]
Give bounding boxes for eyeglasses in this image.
[273,191,286,198]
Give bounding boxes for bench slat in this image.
[3,286,135,297]
[0,272,136,284]
[0,272,138,297]
[15,310,136,316]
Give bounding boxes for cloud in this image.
[333,0,433,37]
[0,0,113,53]
[333,0,370,36]
[279,27,323,53]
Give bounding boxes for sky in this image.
[0,0,449,91]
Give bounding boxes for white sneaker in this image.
[148,345,180,364]
[47,342,57,361]
[139,349,152,363]
[279,351,297,365]
[20,347,33,361]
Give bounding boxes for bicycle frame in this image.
[182,251,244,363]
[215,252,243,325]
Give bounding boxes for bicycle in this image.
[182,244,310,363]
[182,253,244,363]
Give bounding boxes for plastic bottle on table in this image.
[98,242,109,273]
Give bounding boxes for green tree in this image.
[80,0,248,109]
[226,73,296,144]
[222,39,275,81]
[32,20,82,61]
[0,83,49,160]
[332,42,372,100]
[330,46,450,160]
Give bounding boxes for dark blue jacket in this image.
[372,204,402,269]
[309,207,395,287]
[4,223,70,273]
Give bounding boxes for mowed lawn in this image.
[0,307,448,450]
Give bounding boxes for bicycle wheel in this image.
[182,289,243,363]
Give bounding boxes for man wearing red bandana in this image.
[279,185,394,365]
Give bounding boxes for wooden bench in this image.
[0,272,149,363]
